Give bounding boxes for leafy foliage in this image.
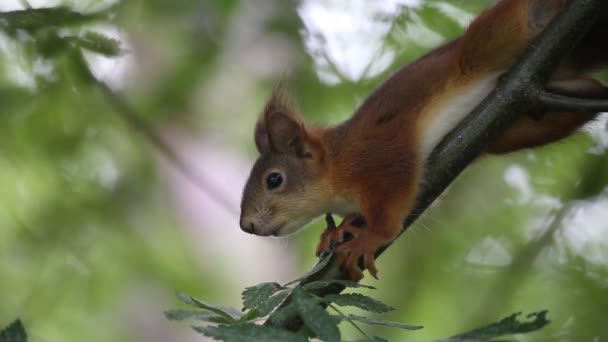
[346,337,388,342]
[0,5,122,63]
[0,6,112,32]
[302,280,376,291]
[324,293,394,313]
[167,277,421,341]
[241,289,291,321]
[293,288,341,342]
[241,282,282,311]
[176,292,241,323]
[338,315,422,331]
[167,275,551,341]
[0,320,27,342]
[67,31,122,57]
[194,323,308,342]
[164,310,230,324]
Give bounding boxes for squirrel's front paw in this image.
[316,213,365,257]
[316,214,383,281]
[335,228,384,281]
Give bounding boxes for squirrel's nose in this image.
[240,218,256,234]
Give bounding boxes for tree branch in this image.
[265,0,604,331]
[538,90,608,112]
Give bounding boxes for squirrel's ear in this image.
[265,111,309,156]
[257,87,313,157]
[254,116,270,154]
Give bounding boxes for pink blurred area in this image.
[159,130,299,289]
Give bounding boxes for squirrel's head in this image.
[240,89,330,237]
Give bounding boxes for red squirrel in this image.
[240,0,608,280]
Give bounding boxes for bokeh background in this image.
[1,0,607,341]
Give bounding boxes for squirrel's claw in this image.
[316,227,344,257]
[335,229,382,281]
[317,214,381,281]
[316,214,362,257]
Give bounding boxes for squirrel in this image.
[240,0,608,281]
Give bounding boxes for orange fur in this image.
[241,0,608,281]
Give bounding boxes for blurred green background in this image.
[1,0,607,341]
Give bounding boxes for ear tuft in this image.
[257,85,309,154]
[254,85,294,154]
[264,84,296,119]
[254,84,319,158]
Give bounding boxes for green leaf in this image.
[176,292,195,305]
[346,337,389,342]
[325,293,394,313]
[0,319,27,342]
[284,253,334,287]
[266,303,298,326]
[241,282,282,311]
[242,289,291,321]
[293,288,341,342]
[302,280,376,291]
[194,323,307,342]
[0,7,109,32]
[175,292,239,322]
[437,311,550,342]
[71,31,122,56]
[340,315,423,331]
[164,310,231,324]
[35,31,70,57]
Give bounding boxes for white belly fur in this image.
[420,74,500,158]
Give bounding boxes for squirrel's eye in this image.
[266,172,283,190]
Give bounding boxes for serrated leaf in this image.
[437,311,550,342]
[303,279,376,291]
[284,253,334,287]
[241,282,282,311]
[325,293,394,313]
[242,289,291,321]
[341,315,423,331]
[0,319,27,342]
[293,288,340,342]
[194,323,307,342]
[266,303,298,326]
[164,310,231,324]
[175,292,239,322]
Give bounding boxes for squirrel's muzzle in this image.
[239,217,256,234]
